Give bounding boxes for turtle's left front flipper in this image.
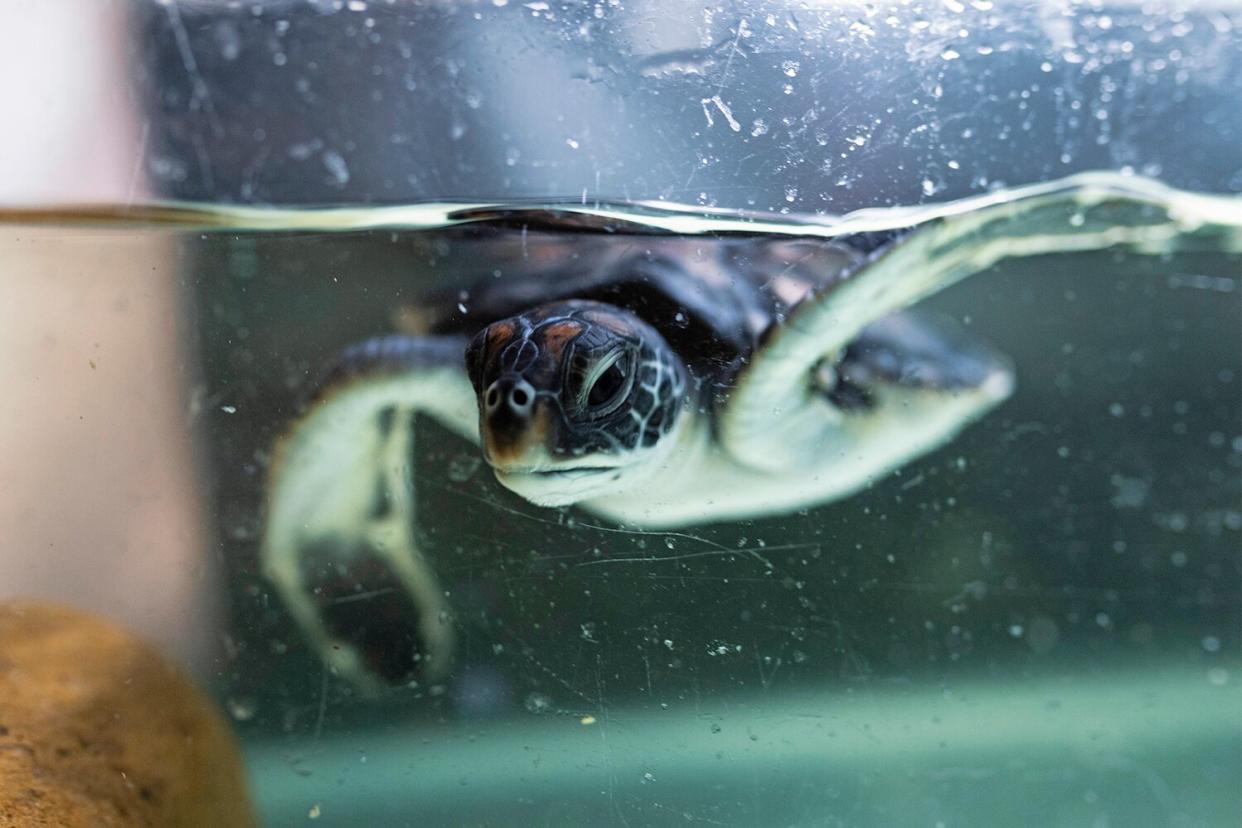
[720,173,1242,477]
[260,335,478,693]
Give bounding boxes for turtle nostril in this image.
[485,376,535,418]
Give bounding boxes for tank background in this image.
[128,0,1242,823]
[133,1,1241,210]
[186,227,1239,739]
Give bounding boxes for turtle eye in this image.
[589,362,626,407]
[575,350,631,416]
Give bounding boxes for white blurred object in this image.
[0,0,147,204]
[0,0,215,673]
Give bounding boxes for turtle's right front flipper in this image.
[720,174,1242,477]
[260,335,477,693]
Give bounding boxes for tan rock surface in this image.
[0,601,255,827]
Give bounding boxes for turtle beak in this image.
[479,373,550,468]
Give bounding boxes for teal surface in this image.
[247,667,1240,826]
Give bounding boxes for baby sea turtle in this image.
[259,174,1241,691]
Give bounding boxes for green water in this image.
[140,180,1238,826]
[7,179,1236,825]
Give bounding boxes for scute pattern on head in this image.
[578,305,639,337]
[539,320,587,353]
[467,299,690,476]
[627,339,685,450]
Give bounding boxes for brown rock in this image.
[0,601,255,827]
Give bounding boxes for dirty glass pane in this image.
[2,1,1239,826]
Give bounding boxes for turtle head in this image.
[465,300,691,506]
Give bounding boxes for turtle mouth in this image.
[529,466,616,479]
[505,465,619,478]
[492,464,626,507]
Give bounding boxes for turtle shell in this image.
[423,227,886,382]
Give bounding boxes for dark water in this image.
[160,191,1242,826]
